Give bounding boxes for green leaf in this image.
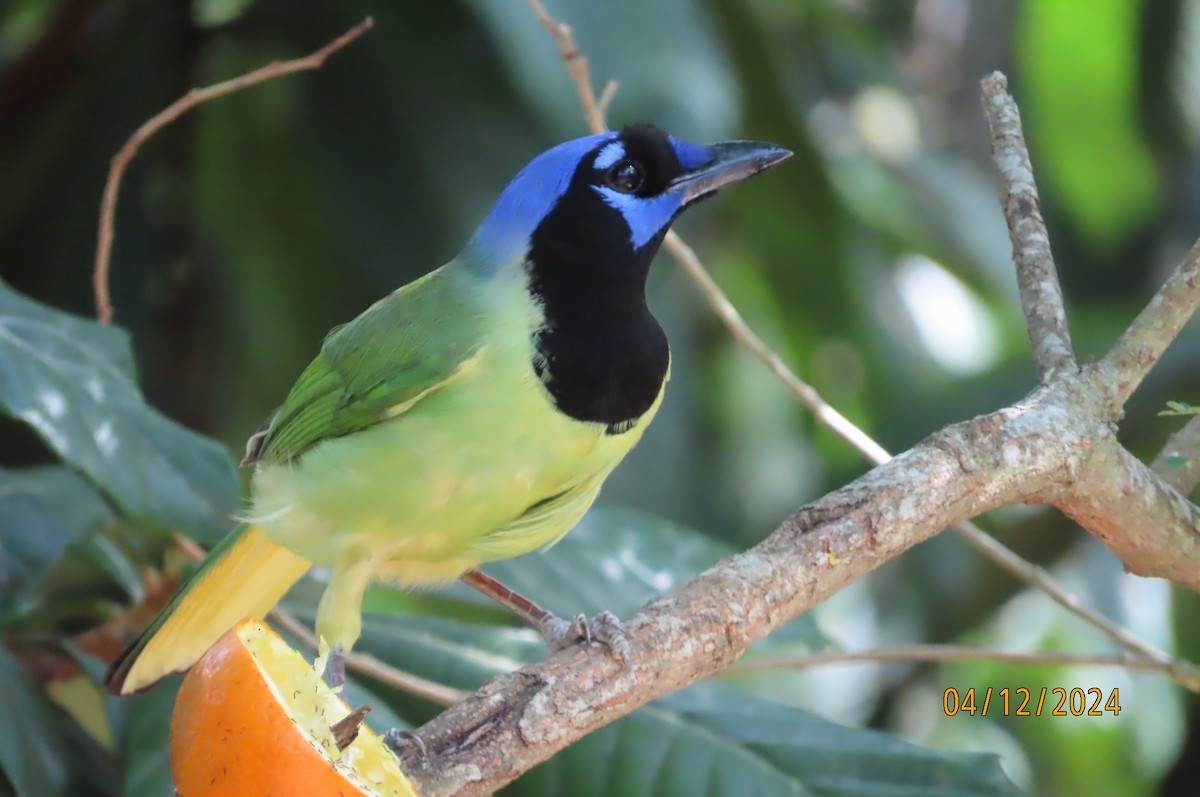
[116,677,178,797]
[1163,454,1191,470]
[1159,400,1200,416]
[0,465,110,624]
[0,279,239,542]
[345,620,1024,797]
[509,683,1024,797]
[351,615,541,693]
[482,505,827,650]
[0,647,73,797]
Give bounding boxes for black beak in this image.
[668,140,792,204]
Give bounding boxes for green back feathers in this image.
[254,268,484,465]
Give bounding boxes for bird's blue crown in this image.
[465,126,715,268]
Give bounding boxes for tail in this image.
[105,524,311,696]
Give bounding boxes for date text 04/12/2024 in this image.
[943,687,1122,717]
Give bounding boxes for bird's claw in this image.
[383,728,428,768]
[540,610,631,665]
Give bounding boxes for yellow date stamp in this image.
[943,687,1121,717]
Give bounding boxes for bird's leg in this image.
[314,559,372,692]
[459,569,630,664]
[325,645,346,690]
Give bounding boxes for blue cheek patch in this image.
[592,186,683,250]
[669,137,715,171]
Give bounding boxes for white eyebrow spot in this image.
[593,141,626,170]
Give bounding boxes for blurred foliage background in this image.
[3,0,1200,795]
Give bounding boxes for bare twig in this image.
[729,645,1200,689]
[270,610,468,708]
[596,79,619,121]
[1153,415,1200,495]
[93,17,374,323]
[523,1,1170,668]
[1102,239,1200,407]
[525,0,605,134]
[980,71,1075,381]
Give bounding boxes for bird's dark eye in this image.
[605,160,645,194]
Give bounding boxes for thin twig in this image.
[524,2,1178,670]
[1102,239,1200,407]
[93,17,374,323]
[596,79,619,121]
[1153,415,1200,495]
[663,233,891,463]
[729,645,1200,689]
[525,0,605,134]
[980,71,1075,382]
[270,609,468,707]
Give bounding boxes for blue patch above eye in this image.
[593,141,627,171]
[669,137,715,171]
[468,132,618,267]
[592,186,683,249]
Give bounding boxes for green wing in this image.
[252,269,480,465]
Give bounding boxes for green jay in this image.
[105,124,789,701]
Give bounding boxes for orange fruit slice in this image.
[170,619,418,797]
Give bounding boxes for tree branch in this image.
[1055,434,1200,588]
[980,71,1075,381]
[93,17,373,323]
[1102,239,1200,407]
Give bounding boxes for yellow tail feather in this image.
[107,525,311,695]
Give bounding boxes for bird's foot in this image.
[384,728,429,768]
[540,610,631,665]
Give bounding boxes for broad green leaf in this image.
[117,677,178,797]
[483,505,827,650]
[350,615,541,693]
[0,279,239,542]
[0,465,109,624]
[1017,0,1160,246]
[346,620,1023,797]
[510,683,1024,797]
[0,647,72,797]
